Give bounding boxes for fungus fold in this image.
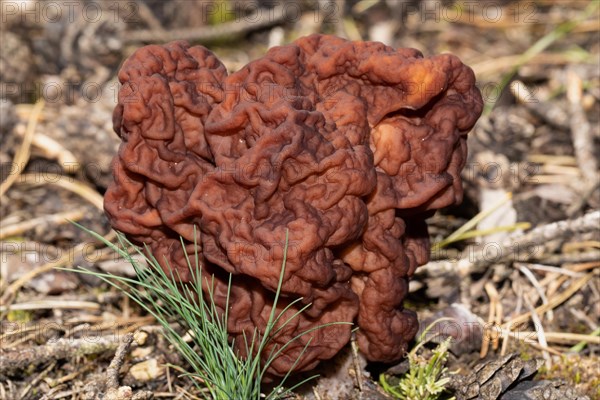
[105,34,483,376]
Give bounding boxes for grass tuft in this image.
[70,225,348,399]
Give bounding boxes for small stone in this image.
[131,346,153,359]
[128,359,165,382]
[133,330,149,346]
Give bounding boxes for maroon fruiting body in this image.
[105,34,483,376]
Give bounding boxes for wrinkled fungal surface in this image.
[105,34,483,376]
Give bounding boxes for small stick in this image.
[66,316,155,340]
[15,173,104,210]
[567,70,597,184]
[18,361,56,400]
[132,0,165,32]
[126,4,288,43]
[0,100,44,197]
[0,230,116,309]
[0,209,85,240]
[519,262,583,278]
[106,333,134,390]
[0,336,122,375]
[312,387,323,400]
[540,250,600,265]
[83,333,153,400]
[512,280,524,317]
[481,283,498,358]
[562,240,600,252]
[539,261,599,289]
[494,287,504,350]
[516,263,553,321]
[568,180,600,217]
[540,331,600,345]
[421,211,600,276]
[523,294,550,368]
[503,272,595,329]
[539,164,581,176]
[12,124,80,168]
[0,299,100,313]
[350,333,363,392]
[511,80,570,130]
[528,154,577,166]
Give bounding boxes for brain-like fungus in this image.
[105,34,483,376]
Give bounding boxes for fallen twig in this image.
[511,80,570,130]
[516,263,553,321]
[0,100,44,197]
[0,209,85,240]
[503,272,596,329]
[0,336,123,376]
[15,173,104,210]
[107,333,134,390]
[0,299,100,313]
[0,230,116,308]
[523,294,551,368]
[126,3,288,43]
[18,361,56,400]
[422,211,600,276]
[85,333,153,400]
[11,116,80,168]
[480,282,500,358]
[539,250,600,265]
[567,70,598,184]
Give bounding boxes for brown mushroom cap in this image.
[105,35,483,376]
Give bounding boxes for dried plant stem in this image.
[106,333,134,390]
[483,0,599,114]
[527,154,577,166]
[0,100,44,197]
[15,173,104,210]
[540,250,600,265]
[567,70,598,183]
[516,263,553,321]
[18,361,56,400]
[1,251,75,307]
[562,241,600,252]
[503,331,600,345]
[132,0,165,32]
[473,52,593,80]
[27,130,79,168]
[0,336,123,376]
[350,335,363,392]
[10,107,79,166]
[481,283,499,358]
[523,294,551,368]
[517,263,582,278]
[0,230,115,308]
[423,211,600,276]
[0,300,100,313]
[543,262,598,299]
[432,192,512,251]
[64,316,154,340]
[0,209,85,240]
[126,4,287,43]
[503,272,595,329]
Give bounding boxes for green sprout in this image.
[379,318,456,400]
